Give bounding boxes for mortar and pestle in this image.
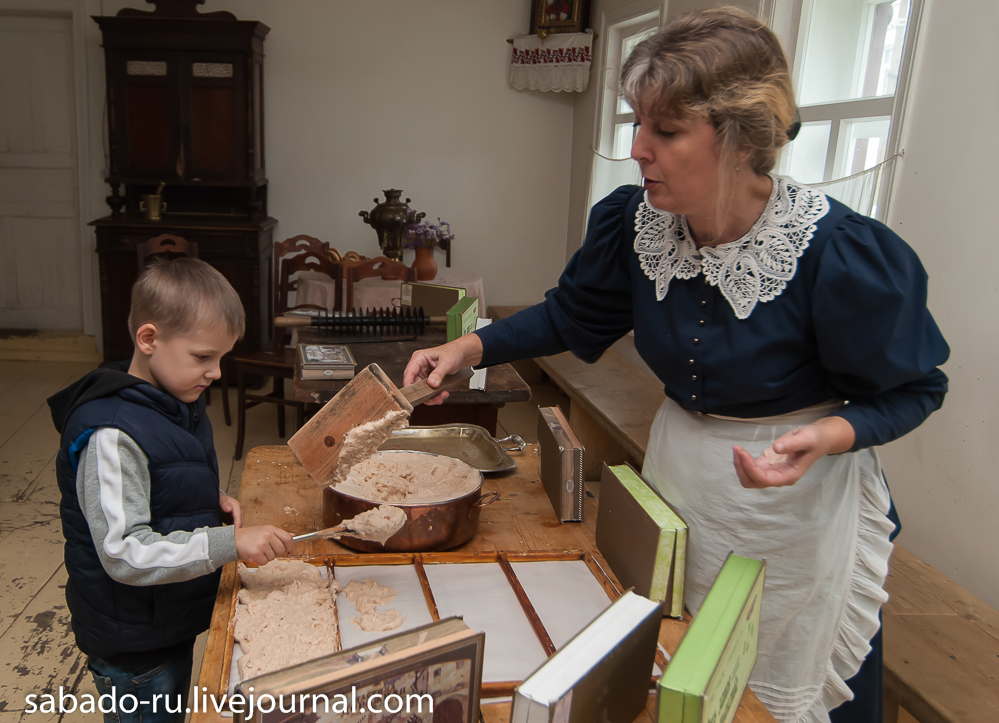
[141,183,167,221]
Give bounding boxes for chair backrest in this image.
[344,256,417,311]
[438,238,452,268]
[328,248,370,266]
[278,252,342,316]
[273,235,330,316]
[137,234,198,268]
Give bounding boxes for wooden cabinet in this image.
[91,215,276,364]
[94,6,268,211]
[91,2,275,363]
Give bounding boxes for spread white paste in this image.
[341,504,407,544]
[233,560,341,679]
[336,451,480,504]
[342,577,404,632]
[333,410,409,484]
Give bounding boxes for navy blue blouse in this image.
[476,182,949,451]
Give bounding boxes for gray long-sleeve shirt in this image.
[76,427,238,585]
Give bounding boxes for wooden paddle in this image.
[287,363,472,485]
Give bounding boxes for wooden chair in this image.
[344,256,417,311]
[135,234,230,423]
[327,248,369,266]
[438,238,452,268]
[230,242,341,460]
[273,235,329,309]
[137,234,198,267]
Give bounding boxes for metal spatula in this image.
[292,524,349,542]
[292,508,406,545]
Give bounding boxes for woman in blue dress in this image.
[404,8,948,723]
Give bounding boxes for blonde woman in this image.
[405,9,947,723]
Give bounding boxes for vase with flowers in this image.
[404,218,454,281]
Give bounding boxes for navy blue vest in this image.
[56,384,223,658]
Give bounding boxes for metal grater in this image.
[537,406,584,522]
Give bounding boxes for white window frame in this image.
[768,0,924,218]
[587,1,660,214]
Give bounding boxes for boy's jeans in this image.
[87,645,193,723]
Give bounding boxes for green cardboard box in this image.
[658,553,765,723]
[446,296,478,341]
[596,463,688,617]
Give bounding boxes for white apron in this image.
[642,399,895,723]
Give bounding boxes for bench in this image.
[882,548,999,723]
[488,305,663,479]
[488,304,999,723]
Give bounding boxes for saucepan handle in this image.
[496,434,526,452]
[469,491,500,519]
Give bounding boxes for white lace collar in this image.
[633,176,830,319]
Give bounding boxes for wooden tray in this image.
[219,550,669,701]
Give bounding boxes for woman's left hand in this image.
[733,416,856,489]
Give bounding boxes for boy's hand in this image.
[235,525,294,565]
[219,492,242,528]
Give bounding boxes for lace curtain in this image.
[809,154,900,217]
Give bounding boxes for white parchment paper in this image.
[511,559,615,650]
[422,561,549,683]
[332,564,435,651]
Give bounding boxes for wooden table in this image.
[292,327,532,435]
[194,444,776,723]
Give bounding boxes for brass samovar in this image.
[359,190,425,261]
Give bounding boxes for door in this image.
[0,11,82,329]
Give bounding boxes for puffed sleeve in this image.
[476,185,640,366]
[813,214,950,450]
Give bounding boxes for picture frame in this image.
[530,0,591,37]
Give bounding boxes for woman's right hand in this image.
[403,333,484,405]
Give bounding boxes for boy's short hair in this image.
[128,257,245,340]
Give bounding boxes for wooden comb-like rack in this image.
[275,306,445,341]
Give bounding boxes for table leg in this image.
[235,368,247,460]
[884,667,902,723]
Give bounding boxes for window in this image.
[588,6,659,210]
[776,0,922,217]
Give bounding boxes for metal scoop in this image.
[292,505,407,545]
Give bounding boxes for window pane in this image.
[591,124,641,205]
[837,116,890,178]
[126,60,166,76]
[192,62,233,79]
[797,0,911,105]
[784,121,831,184]
[612,122,635,161]
[616,26,657,114]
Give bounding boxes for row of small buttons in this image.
[690,292,710,404]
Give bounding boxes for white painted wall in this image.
[93,0,574,311]
[879,0,999,607]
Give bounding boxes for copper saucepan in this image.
[322,450,500,552]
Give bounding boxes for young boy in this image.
[48,258,293,723]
